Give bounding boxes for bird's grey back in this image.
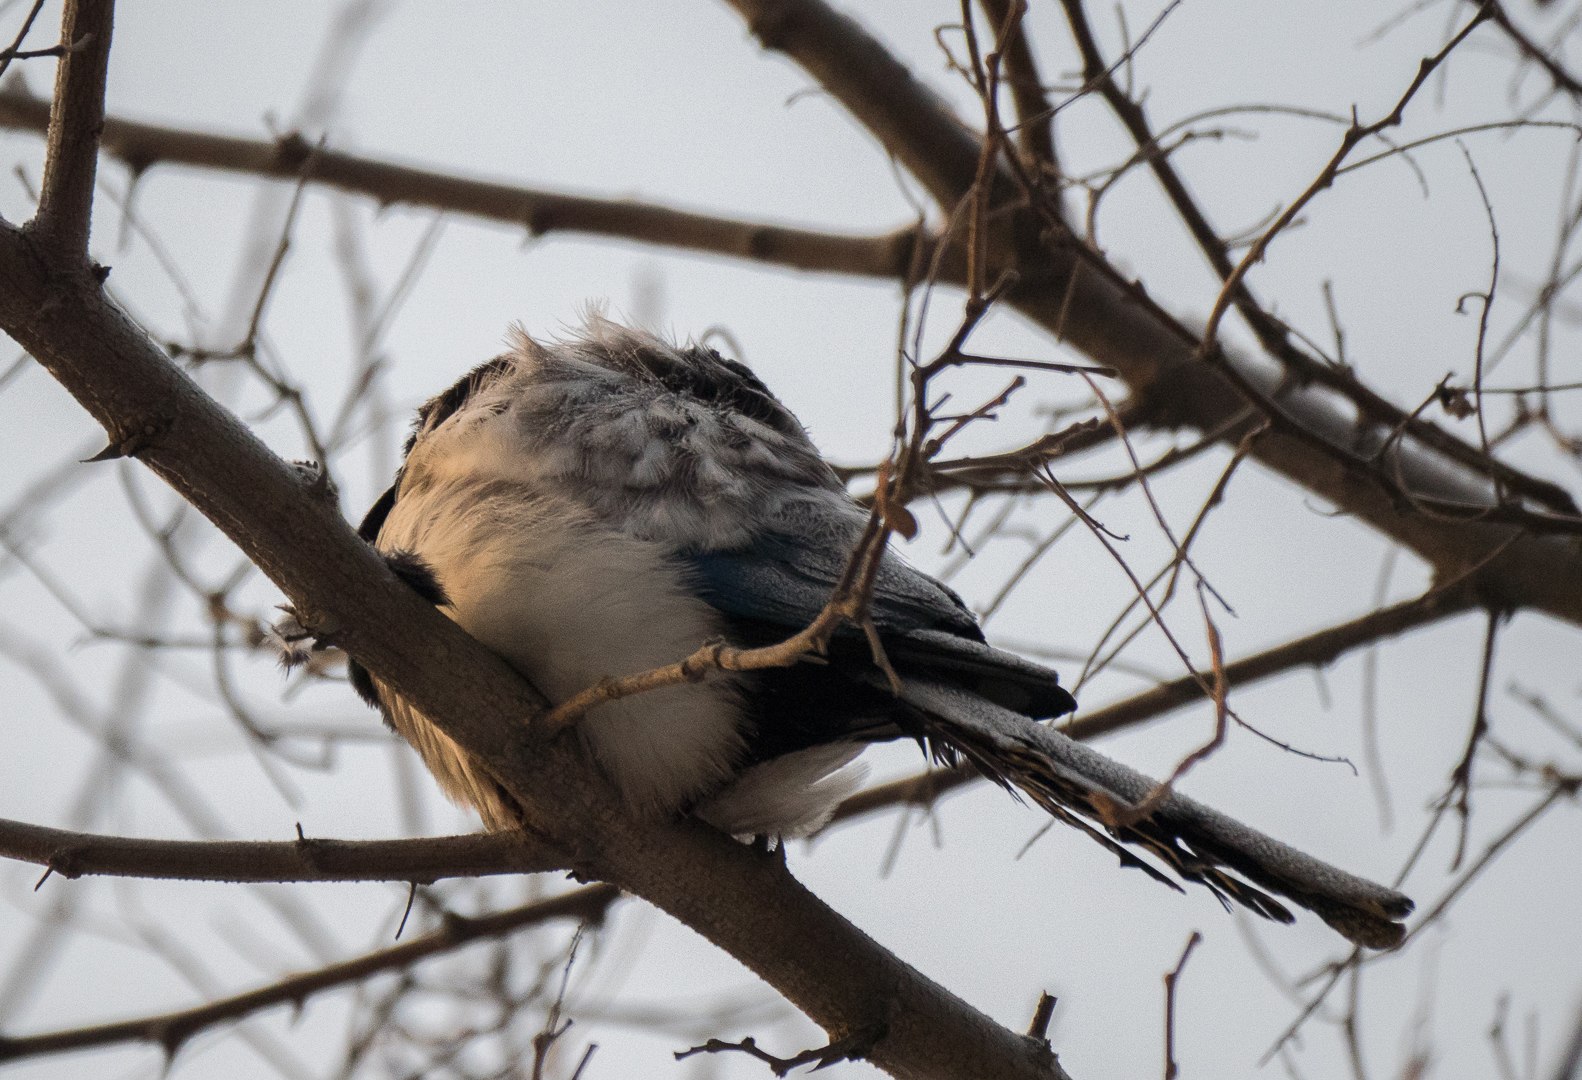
[399,319,851,554]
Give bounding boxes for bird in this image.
[332,316,1413,949]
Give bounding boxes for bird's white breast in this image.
[375,410,746,825]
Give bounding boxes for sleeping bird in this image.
[339,317,1413,948]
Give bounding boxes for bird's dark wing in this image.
[683,525,1076,721]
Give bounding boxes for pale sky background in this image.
[1,2,1580,1079]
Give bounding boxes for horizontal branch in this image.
[0,820,564,884]
[0,80,925,280]
[0,884,619,1064]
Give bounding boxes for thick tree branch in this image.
[0,202,1070,1080]
[722,0,1582,630]
[2,3,1558,1071]
[1056,0,1574,520]
[724,0,992,209]
[5,6,1575,624]
[0,884,620,1064]
[0,820,563,883]
[0,80,926,280]
[0,575,1476,1064]
[27,0,111,254]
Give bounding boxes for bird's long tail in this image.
[888,677,1413,949]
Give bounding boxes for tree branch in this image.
[0,820,564,884]
[6,574,1468,884]
[721,0,1582,631]
[0,79,928,281]
[1487,0,1582,102]
[8,4,1577,635]
[27,0,112,255]
[0,884,620,1064]
[724,0,993,209]
[0,171,1072,1080]
[1055,0,1575,520]
[976,0,1060,178]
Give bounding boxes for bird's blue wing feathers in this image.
[685,530,981,638]
[684,529,1076,721]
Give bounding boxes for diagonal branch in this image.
[725,0,994,209]
[0,884,619,1065]
[720,0,1582,632]
[0,163,1073,1080]
[1486,0,1582,101]
[1055,0,1574,519]
[0,579,1480,1064]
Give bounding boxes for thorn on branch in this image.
[157,1022,191,1067]
[395,881,418,940]
[81,419,165,462]
[292,821,329,873]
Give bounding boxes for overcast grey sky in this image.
[2,2,1580,1078]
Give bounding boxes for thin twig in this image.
[1162,931,1202,1080]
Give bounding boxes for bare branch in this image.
[1056,0,1575,522]
[0,885,618,1065]
[0,80,930,281]
[0,196,1072,1080]
[1487,0,1582,101]
[0,1,49,84]
[0,819,564,883]
[976,0,1060,178]
[1162,932,1202,1080]
[1201,4,1495,347]
[719,0,1582,632]
[723,0,991,209]
[28,0,114,255]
